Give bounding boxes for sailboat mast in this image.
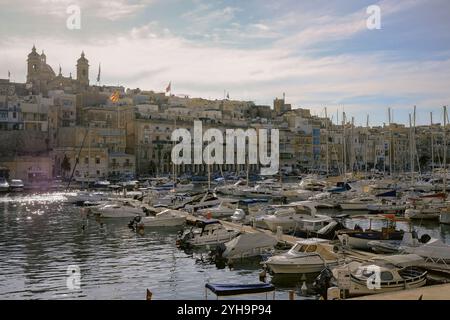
[409,114,414,184]
[431,112,434,173]
[365,114,369,179]
[444,106,447,195]
[343,111,346,176]
[388,107,392,177]
[325,107,329,176]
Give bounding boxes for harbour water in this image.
[1,191,449,300]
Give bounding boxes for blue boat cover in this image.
[205,283,275,296]
[239,198,269,204]
[376,190,396,197]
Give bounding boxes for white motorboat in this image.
[184,191,236,213]
[264,239,340,274]
[219,233,278,260]
[405,204,442,221]
[9,179,24,192]
[332,254,427,297]
[65,191,110,205]
[94,180,111,188]
[339,196,376,210]
[177,220,240,247]
[196,201,238,219]
[215,180,247,196]
[137,209,187,228]
[92,201,146,218]
[0,178,10,192]
[260,202,331,233]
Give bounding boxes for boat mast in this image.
[431,112,434,173]
[87,123,91,190]
[343,111,346,177]
[388,107,392,177]
[325,107,329,176]
[444,106,447,195]
[409,114,414,185]
[365,114,369,179]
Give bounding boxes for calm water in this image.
[1,192,449,300]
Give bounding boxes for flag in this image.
[97,64,101,83]
[226,92,229,99]
[166,81,171,93]
[8,70,10,78]
[110,91,120,103]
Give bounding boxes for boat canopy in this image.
[225,233,277,255]
[205,283,275,296]
[370,254,424,268]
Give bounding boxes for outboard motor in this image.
[128,215,142,231]
[312,267,334,300]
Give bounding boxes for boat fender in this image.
[341,234,349,247]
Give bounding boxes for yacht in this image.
[339,196,376,211]
[259,202,332,233]
[264,239,341,274]
[405,203,443,221]
[177,220,240,247]
[137,209,187,228]
[92,201,147,218]
[196,201,238,219]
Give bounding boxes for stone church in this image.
[26,45,90,95]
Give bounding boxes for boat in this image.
[332,254,427,297]
[405,203,442,221]
[184,191,236,213]
[177,219,240,247]
[205,283,275,300]
[196,201,238,219]
[8,179,24,192]
[93,180,111,189]
[260,202,332,233]
[136,209,187,228]
[217,233,278,260]
[91,201,147,218]
[263,239,341,274]
[336,216,404,250]
[367,200,407,214]
[294,219,346,240]
[0,178,10,192]
[65,191,110,205]
[339,196,376,211]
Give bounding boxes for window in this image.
[96,157,100,164]
[84,157,88,164]
[380,271,394,281]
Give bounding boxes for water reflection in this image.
[0,192,449,300]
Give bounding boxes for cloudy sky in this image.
[0,0,449,125]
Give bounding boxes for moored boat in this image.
[264,239,341,274]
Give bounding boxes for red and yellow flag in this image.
[110,91,120,103]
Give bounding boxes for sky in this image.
[0,0,449,126]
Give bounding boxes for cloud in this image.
[1,0,449,126]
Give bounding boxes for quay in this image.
[350,283,450,300]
